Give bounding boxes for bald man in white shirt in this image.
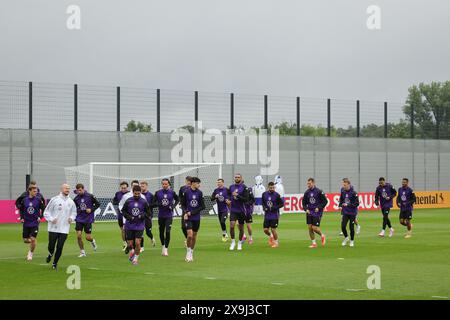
[44,184,77,270]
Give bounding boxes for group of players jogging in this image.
[16,174,416,267]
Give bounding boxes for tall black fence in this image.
[0,80,447,139]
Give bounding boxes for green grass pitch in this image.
[0,208,449,300]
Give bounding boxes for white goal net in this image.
[64,162,222,221]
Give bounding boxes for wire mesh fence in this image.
[1,129,450,200]
[0,80,448,140]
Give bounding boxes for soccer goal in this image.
[64,162,223,221]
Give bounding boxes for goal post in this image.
[64,162,223,222]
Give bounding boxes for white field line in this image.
[346,289,368,292]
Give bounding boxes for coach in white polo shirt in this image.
[43,183,77,270]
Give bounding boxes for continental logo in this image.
[415,193,445,205]
[414,191,450,209]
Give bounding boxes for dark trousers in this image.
[48,232,68,265]
[218,211,227,232]
[145,219,154,240]
[381,208,392,229]
[341,215,356,240]
[181,215,187,238]
[159,217,173,248]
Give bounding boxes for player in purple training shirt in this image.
[339,178,360,247]
[182,177,206,262]
[154,179,179,257]
[262,182,284,248]
[242,185,255,245]
[226,173,249,251]
[396,178,416,238]
[73,183,100,257]
[112,181,129,251]
[302,178,328,249]
[121,185,151,265]
[16,180,46,209]
[179,176,192,246]
[211,178,229,242]
[375,177,397,237]
[140,180,156,249]
[19,185,46,261]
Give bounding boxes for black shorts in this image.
[399,211,413,220]
[306,215,322,227]
[75,222,93,234]
[381,208,391,215]
[126,229,144,241]
[244,214,253,224]
[22,226,39,239]
[230,212,245,224]
[184,220,201,233]
[263,219,278,229]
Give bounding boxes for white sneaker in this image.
[140,247,145,253]
[342,237,350,246]
[26,251,33,261]
[378,230,385,237]
[161,246,165,256]
[237,241,243,251]
[185,249,192,262]
[78,252,87,258]
[229,241,236,251]
[163,247,168,256]
[339,231,344,236]
[389,228,394,237]
[91,239,97,251]
[356,225,361,235]
[349,241,355,247]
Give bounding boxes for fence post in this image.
[436,104,440,140]
[28,81,33,179]
[194,91,199,123]
[264,95,268,130]
[327,98,331,137]
[296,97,300,136]
[156,89,161,133]
[384,102,388,138]
[230,93,234,130]
[74,84,78,130]
[26,174,31,189]
[28,82,33,129]
[116,86,121,132]
[74,84,79,172]
[356,100,360,137]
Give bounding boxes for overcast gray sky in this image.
[0,0,449,104]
